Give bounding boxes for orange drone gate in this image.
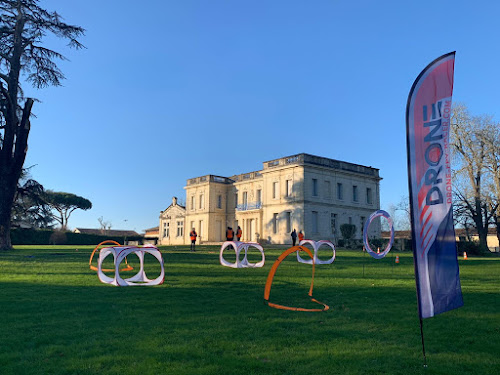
[264,245,329,312]
[89,240,134,272]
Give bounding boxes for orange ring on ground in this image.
[89,240,134,272]
[264,245,329,312]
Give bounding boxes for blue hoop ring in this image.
[363,210,394,259]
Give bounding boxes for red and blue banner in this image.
[406,52,463,319]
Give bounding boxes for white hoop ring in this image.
[97,246,164,286]
[219,241,243,268]
[297,240,335,265]
[220,241,265,268]
[241,242,265,268]
[315,240,336,265]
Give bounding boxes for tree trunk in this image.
[0,174,18,251]
[496,215,500,252]
[473,218,488,250]
[0,99,34,250]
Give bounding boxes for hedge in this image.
[10,229,143,246]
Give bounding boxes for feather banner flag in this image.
[406,52,463,319]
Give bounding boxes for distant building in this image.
[381,228,499,252]
[143,226,159,245]
[159,197,187,245]
[159,153,382,245]
[454,227,499,251]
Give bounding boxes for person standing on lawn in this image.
[190,228,197,252]
[291,229,297,246]
[298,230,304,242]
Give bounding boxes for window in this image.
[331,213,337,235]
[361,216,365,235]
[353,185,358,202]
[285,211,291,233]
[199,220,203,238]
[163,229,166,238]
[337,183,343,200]
[273,213,278,234]
[348,217,352,225]
[312,211,318,233]
[176,221,183,237]
[191,195,195,210]
[199,194,204,209]
[166,222,169,238]
[312,179,318,197]
[256,189,262,204]
[217,195,222,209]
[235,193,238,208]
[243,191,248,205]
[325,181,331,198]
[366,188,373,204]
[286,180,292,197]
[273,182,279,199]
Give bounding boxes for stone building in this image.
[159,153,382,246]
[159,197,187,245]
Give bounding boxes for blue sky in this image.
[22,0,500,233]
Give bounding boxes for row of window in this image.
[269,179,374,204]
[189,180,373,212]
[164,212,370,239]
[191,192,261,210]
[162,220,184,238]
[311,179,373,204]
[163,220,206,239]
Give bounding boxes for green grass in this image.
[0,245,498,375]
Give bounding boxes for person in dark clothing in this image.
[190,228,197,251]
[291,229,297,246]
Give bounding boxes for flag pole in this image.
[362,245,366,278]
[419,317,428,367]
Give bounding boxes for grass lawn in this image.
[0,245,498,375]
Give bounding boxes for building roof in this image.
[263,153,380,173]
[144,226,159,238]
[161,196,186,212]
[186,153,381,186]
[73,228,141,237]
[455,227,498,236]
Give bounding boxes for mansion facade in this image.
[159,153,382,246]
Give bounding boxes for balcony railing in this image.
[236,202,262,211]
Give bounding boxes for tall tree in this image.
[44,191,92,230]
[451,104,496,250]
[480,121,500,246]
[11,170,53,228]
[0,0,84,249]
